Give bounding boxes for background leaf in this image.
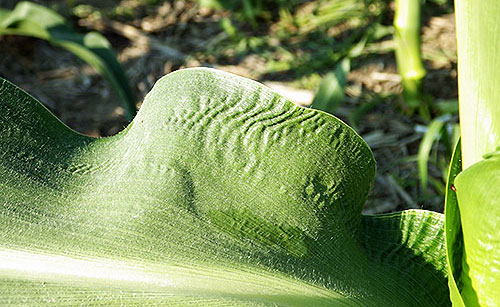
[0,1,137,121]
[0,68,449,305]
[418,118,445,189]
[310,57,350,114]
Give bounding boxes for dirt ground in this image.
[0,0,458,214]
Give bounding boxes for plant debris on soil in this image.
[0,0,458,214]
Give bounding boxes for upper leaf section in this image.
[130,68,376,231]
[0,67,375,264]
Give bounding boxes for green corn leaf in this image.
[444,140,465,307]
[310,58,350,115]
[453,150,500,306]
[0,8,8,20]
[0,1,137,121]
[418,118,445,189]
[0,68,449,305]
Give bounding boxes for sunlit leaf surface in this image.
[455,149,500,307]
[0,68,449,306]
[455,0,500,168]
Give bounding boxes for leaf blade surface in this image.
[0,68,449,306]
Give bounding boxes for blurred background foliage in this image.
[0,0,457,213]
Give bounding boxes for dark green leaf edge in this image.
[361,209,449,306]
[444,139,465,306]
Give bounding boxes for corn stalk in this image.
[456,0,500,169]
[445,1,500,306]
[393,0,426,116]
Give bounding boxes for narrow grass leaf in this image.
[310,58,350,114]
[418,118,445,189]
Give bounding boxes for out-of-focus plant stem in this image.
[394,0,427,119]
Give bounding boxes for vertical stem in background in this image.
[455,0,500,169]
[394,0,426,115]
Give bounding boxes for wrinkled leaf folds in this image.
[0,68,448,305]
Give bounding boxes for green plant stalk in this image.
[393,0,426,111]
[455,0,500,169]
[444,1,500,305]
